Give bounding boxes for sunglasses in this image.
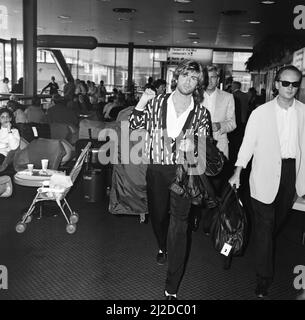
[278,80,301,88]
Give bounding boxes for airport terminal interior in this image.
[0,0,305,301]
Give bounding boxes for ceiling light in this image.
[249,20,261,24]
[58,15,71,19]
[261,1,275,4]
[174,0,192,3]
[118,17,130,21]
[147,40,155,43]
[192,41,199,44]
[241,34,251,37]
[60,20,73,23]
[188,32,198,35]
[136,30,145,34]
[182,19,195,23]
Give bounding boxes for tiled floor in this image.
[0,178,304,300]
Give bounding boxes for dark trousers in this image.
[251,159,296,279]
[146,164,192,294]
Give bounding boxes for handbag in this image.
[210,183,248,257]
[169,164,218,207]
[205,136,226,177]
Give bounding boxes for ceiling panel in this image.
[0,0,303,50]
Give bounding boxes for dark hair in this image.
[0,108,15,128]
[173,59,208,104]
[207,65,219,75]
[274,65,302,82]
[153,79,166,90]
[232,81,242,90]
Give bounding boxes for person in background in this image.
[194,65,236,234]
[0,108,20,165]
[229,65,305,299]
[153,79,167,95]
[11,77,23,94]
[247,87,259,117]
[47,94,79,128]
[144,76,154,90]
[63,77,76,102]
[0,78,10,95]
[25,97,47,123]
[228,81,249,164]
[41,76,59,95]
[97,80,107,103]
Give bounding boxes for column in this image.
[23,0,37,96]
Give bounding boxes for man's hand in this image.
[228,167,242,189]
[135,88,156,111]
[179,138,195,152]
[212,122,221,132]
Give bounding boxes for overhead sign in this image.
[167,48,213,65]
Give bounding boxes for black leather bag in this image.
[210,183,248,256]
[169,164,218,207]
[205,136,226,177]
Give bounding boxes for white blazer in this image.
[205,88,236,158]
[235,98,305,204]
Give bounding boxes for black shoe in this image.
[156,251,167,265]
[165,295,177,300]
[255,277,270,298]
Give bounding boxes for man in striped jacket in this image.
[129,59,211,299]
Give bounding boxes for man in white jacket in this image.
[229,65,305,298]
[194,65,236,234]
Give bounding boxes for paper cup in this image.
[27,164,34,172]
[41,159,49,171]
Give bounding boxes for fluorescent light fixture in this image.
[147,40,155,43]
[192,41,199,44]
[136,30,145,34]
[241,34,251,37]
[183,19,195,23]
[249,20,261,24]
[188,32,198,35]
[174,0,192,3]
[58,15,71,19]
[261,1,275,4]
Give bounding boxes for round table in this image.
[14,169,63,187]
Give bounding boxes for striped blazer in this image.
[129,93,211,165]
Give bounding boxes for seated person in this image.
[103,91,126,120]
[6,95,28,124]
[47,94,79,128]
[25,97,47,123]
[0,108,20,165]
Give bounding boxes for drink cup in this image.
[41,159,49,171]
[27,164,34,173]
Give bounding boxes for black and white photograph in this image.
[0,0,305,306]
